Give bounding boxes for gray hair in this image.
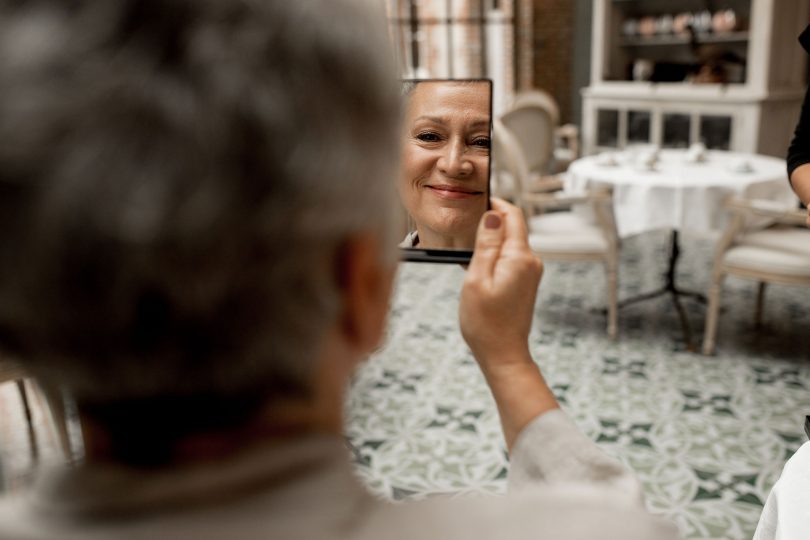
[0,0,401,409]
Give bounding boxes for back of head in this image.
[0,0,400,432]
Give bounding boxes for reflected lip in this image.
[424,184,484,199]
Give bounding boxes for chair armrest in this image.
[555,124,579,140]
[726,197,806,225]
[522,190,610,210]
[527,176,565,193]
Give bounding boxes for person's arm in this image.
[790,163,810,227]
[459,198,555,451]
[790,164,810,206]
[459,198,639,497]
[788,63,810,225]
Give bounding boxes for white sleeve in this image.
[507,409,643,506]
[753,479,779,540]
[753,441,810,540]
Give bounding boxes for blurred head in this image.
[399,81,490,249]
[0,0,401,454]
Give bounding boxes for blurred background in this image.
[386,0,809,157]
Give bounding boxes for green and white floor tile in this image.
[345,230,810,539]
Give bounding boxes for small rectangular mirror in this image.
[398,79,492,264]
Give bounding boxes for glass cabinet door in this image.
[597,109,620,148]
[699,115,732,150]
[662,113,691,148]
[627,110,651,145]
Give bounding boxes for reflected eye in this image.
[416,131,442,143]
[471,137,491,149]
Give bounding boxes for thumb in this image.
[467,211,505,280]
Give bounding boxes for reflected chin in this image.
[418,205,484,242]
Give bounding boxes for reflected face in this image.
[399,81,490,249]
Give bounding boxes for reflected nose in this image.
[437,138,473,178]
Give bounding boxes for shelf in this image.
[621,31,749,47]
[582,83,763,105]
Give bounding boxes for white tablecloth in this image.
[566,150,797,238]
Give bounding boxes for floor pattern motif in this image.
[346,230,810,539]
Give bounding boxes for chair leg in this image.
[702,274,725,355]
[606,265,618,340]
[16,380,39,464]
[33,383,73,462]
[754,282,767,328]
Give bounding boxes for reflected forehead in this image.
[407,82,490,124]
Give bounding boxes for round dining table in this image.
[566,149,795,238]
[564,148,797,350]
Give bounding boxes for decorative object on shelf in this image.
[693,10,713,33]
[692,64,724,84]
[689,47,747,85]
[656,14,674,35]
[622,10,747,43]
[638,16,656,37]
[673,12,693,35]
[712,10,738,34]
[632,59,654,82]
[622,18,638,37]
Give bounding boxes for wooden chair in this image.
[0,355,74,464]
[500,89,580,182]
[0,358,39,466]
[702,198,810,355]
[492,120,620,339]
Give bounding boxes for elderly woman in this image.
[0,0,675,538]
[399,80,491,249]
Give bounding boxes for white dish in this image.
[684,153,708,164]
[685,143,708,163]
[595,153,619,167]
[728,160,754,173]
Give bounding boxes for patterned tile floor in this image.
[346,229,810,539]
[1,229,808,538]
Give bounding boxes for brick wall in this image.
[384,0,582,123]
[532,0,575,124]
[515,0,534,90]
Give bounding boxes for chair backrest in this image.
[511,89,560,125]
[492,119,531,215]
[500,90,560,175]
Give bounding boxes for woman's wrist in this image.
[474,345,535,380]
[477,349,560,451]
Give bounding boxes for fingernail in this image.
[485,213,501,229]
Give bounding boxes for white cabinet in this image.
[582,0,810,157]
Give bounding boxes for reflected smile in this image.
[424,184,484,200]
